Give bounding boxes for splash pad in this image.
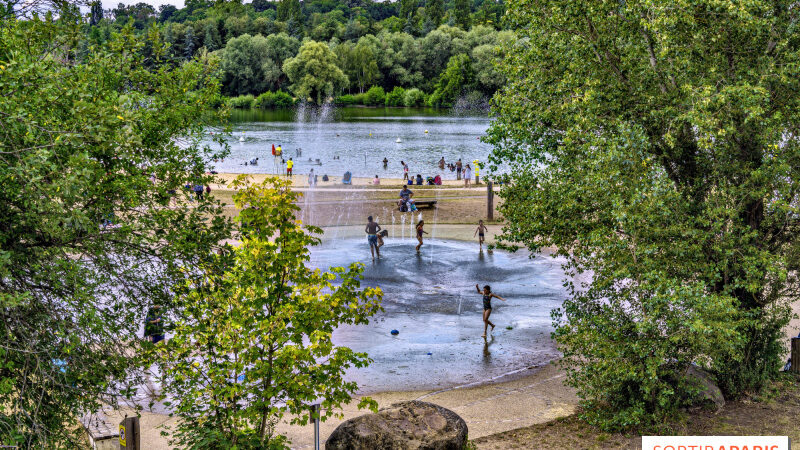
[309,237,568,393]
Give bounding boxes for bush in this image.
[334,94,357,106]
[227,94,255,109]
[363,86,385,106]
[403,88,426,107]
[353,92,367,105]
[253,92,276,108]
[254,91,295,108]
[385,87,406,107]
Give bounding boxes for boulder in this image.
[326,401,468,450]
[686,365,725,412]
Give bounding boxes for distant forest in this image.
[82,0,514,107]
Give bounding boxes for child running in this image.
[415,219,428,253]
[476,284,506,337]
[474,220,488,249]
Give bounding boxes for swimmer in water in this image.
[476,284,506,337]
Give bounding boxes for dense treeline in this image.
[84,0,513,106]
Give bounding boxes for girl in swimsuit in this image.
[415,220,428,252]
[476,284,506,337]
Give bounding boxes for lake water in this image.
[204,106,494,179]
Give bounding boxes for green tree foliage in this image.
[0,18,230,446]
[283,40,349,104]
[452,0,471,29]
[89,1,103,26]
[385,86,406,106]
[425,0,444,28]
[277,0,303,24]
[429,53,473,107]
[403,87,426,106]
[159,177,382,448]
[254,90,295,108]
[489,0,800,430]
[219,34,274,96]
[363,85,386,105]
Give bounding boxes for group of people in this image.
[399,158,479,187]
[365,215,503,337]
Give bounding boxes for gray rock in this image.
[686,365,725,411]
[326,401,468,450]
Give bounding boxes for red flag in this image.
[271,144,276,156]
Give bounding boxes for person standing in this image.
[456,159,463,180]
[438,157,445,170]
[193,183,204,201]
[144,303,165,344]
[476,284,506,337]
[415,219,428,253]
[474,220,488,249]
[286,158,293,177]
[464,164,472,187]
[365,216,382,260]
[401,161,409,181]
[308,168,316,186]
[383,157,388,169]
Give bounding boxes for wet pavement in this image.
[309,237,568,393]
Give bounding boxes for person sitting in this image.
[433,175,442,185]
[373,175,380,185]
[398,186,414,211]
[250,157,259,165]
[322,174,329,181]
[415,174,423,185]
[426,176,435,185]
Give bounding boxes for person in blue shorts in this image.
[365,216,382,260]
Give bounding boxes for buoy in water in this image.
[239,137,244,142]
[390,330,399,335]
[424,130,429,134]
[395,138,402,143]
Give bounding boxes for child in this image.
[474,220,488,249]
[377,229,388,248]
[476,284,506,337]
[415,220,428,253]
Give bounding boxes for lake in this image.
[204,106,494,179]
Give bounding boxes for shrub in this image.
[363,86,386,106]
[334,94,357,106]
[253,92,276,108]
[353,92,367,105]
[253,91,294,108]
[272,90,294,108]
[227,94,255,109]
[385,86,406,107]
[403,88,426,107]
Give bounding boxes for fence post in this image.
[792,337,800,374]
[487,181,494,221]
[312,403,321,450]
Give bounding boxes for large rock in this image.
[686,365,725,412]
[326,401,468,450]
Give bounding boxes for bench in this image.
[414,200,437,209]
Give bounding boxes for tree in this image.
[399,0,416,28]
[471,43,503,94]
[489,0,800,430]
[277,0,303,24]
[283,41,349,104]
[428,53,472,106]
[452,0,471,29]
[183,25,195,59]
[89,1,103,26]
[0,18,230,447]
[219,34,271,96]
[262,33,301,92]
[158,4,178,22]
[425,0,443,27]
[159,177,382,448]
